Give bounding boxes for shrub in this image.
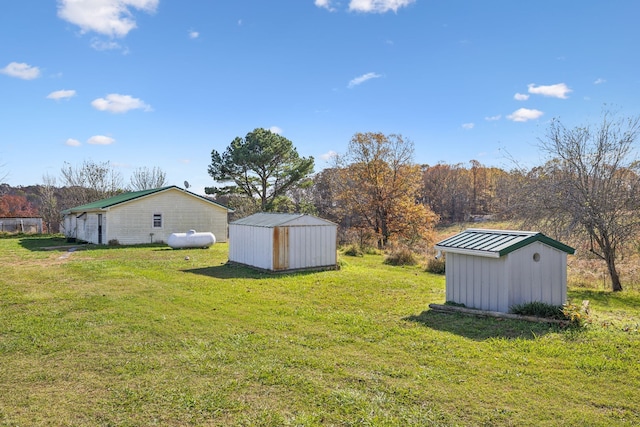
[342,244,363,257]
[384,248,418,266]
[510,301,565,319]
[562,300,592,327]
[108,239,120,246]
[362,245,381,255]
[444,301,466,307]
[426,257,446,274]
[510,300,592,327]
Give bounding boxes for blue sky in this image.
[1,1,639,195]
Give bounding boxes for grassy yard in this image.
[0,236,638,426]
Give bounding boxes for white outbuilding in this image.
[61,186,231,245]
[229,212,338,272]
[434,228,575,313]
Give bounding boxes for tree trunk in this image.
[604,249,623,292]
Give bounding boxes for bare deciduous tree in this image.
[60,160,124,207]
[0,158,8,188]
[129,166,168,191]
[524,111,640,292]
[38,173,59,233]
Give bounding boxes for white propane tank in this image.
[168,230,216,249]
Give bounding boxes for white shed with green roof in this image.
[61,186,232,245]
[434,229,575,313]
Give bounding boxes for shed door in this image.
[273,226,289,271]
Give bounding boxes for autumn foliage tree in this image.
[334,132,438,249]
[0,194,38,217]
[421,161,515,223]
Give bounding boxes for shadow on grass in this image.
[182,264,267,279]
[18,235,80,251]
[404,309,561,341]
[182,263,326,280]
[568,288,640,312]
[18,235,168,252]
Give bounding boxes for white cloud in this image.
[65,138,81,147]
[594,78,606,85]
[485,115,501,121]
[507,108,544,122]
[87,135,116,145]
[47,89,77,100]
[188,30,199,39]
[0,62,41,80]
[514,93,529,101]
[269,126,283,134]
[57,0,158,38]
[91,93,152,113]
[90,38,122,51]
[320,150,337,161]
[315,0,337,11]
[527,83,572,99]
[462,123,475,130]
[349,0,416,13]
[348,72,382,88]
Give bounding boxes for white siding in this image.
[228,224,273,270]
[446,253,508,311]
[76,213,99,244]
[228,217,337,271]
[288,225,337,270]
[62,215,76,239]
[507,242,567,308]
[107,189,228,245]
[445,241,568,313]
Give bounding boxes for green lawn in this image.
[1,236,638,426]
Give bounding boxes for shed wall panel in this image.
[289,225,337,269]
[507,242,567,308]
[229,219,337,271]
[446,253,509,311]
[229,224,273,270]
[273,226,289,271]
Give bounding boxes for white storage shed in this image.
[229,213,337,272]
[434,229,575,313]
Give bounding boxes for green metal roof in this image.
[434,228,575,258]
[61,186,232,214]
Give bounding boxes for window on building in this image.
[153,213,162,228]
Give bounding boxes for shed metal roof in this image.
[61,186,232,214]
[434,228,575,258]
[231,212,335,227]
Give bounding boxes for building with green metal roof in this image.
[61,186,232,245]
[434,229,575,313]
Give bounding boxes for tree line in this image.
[206,113,640,293]
[2,111,639,291]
